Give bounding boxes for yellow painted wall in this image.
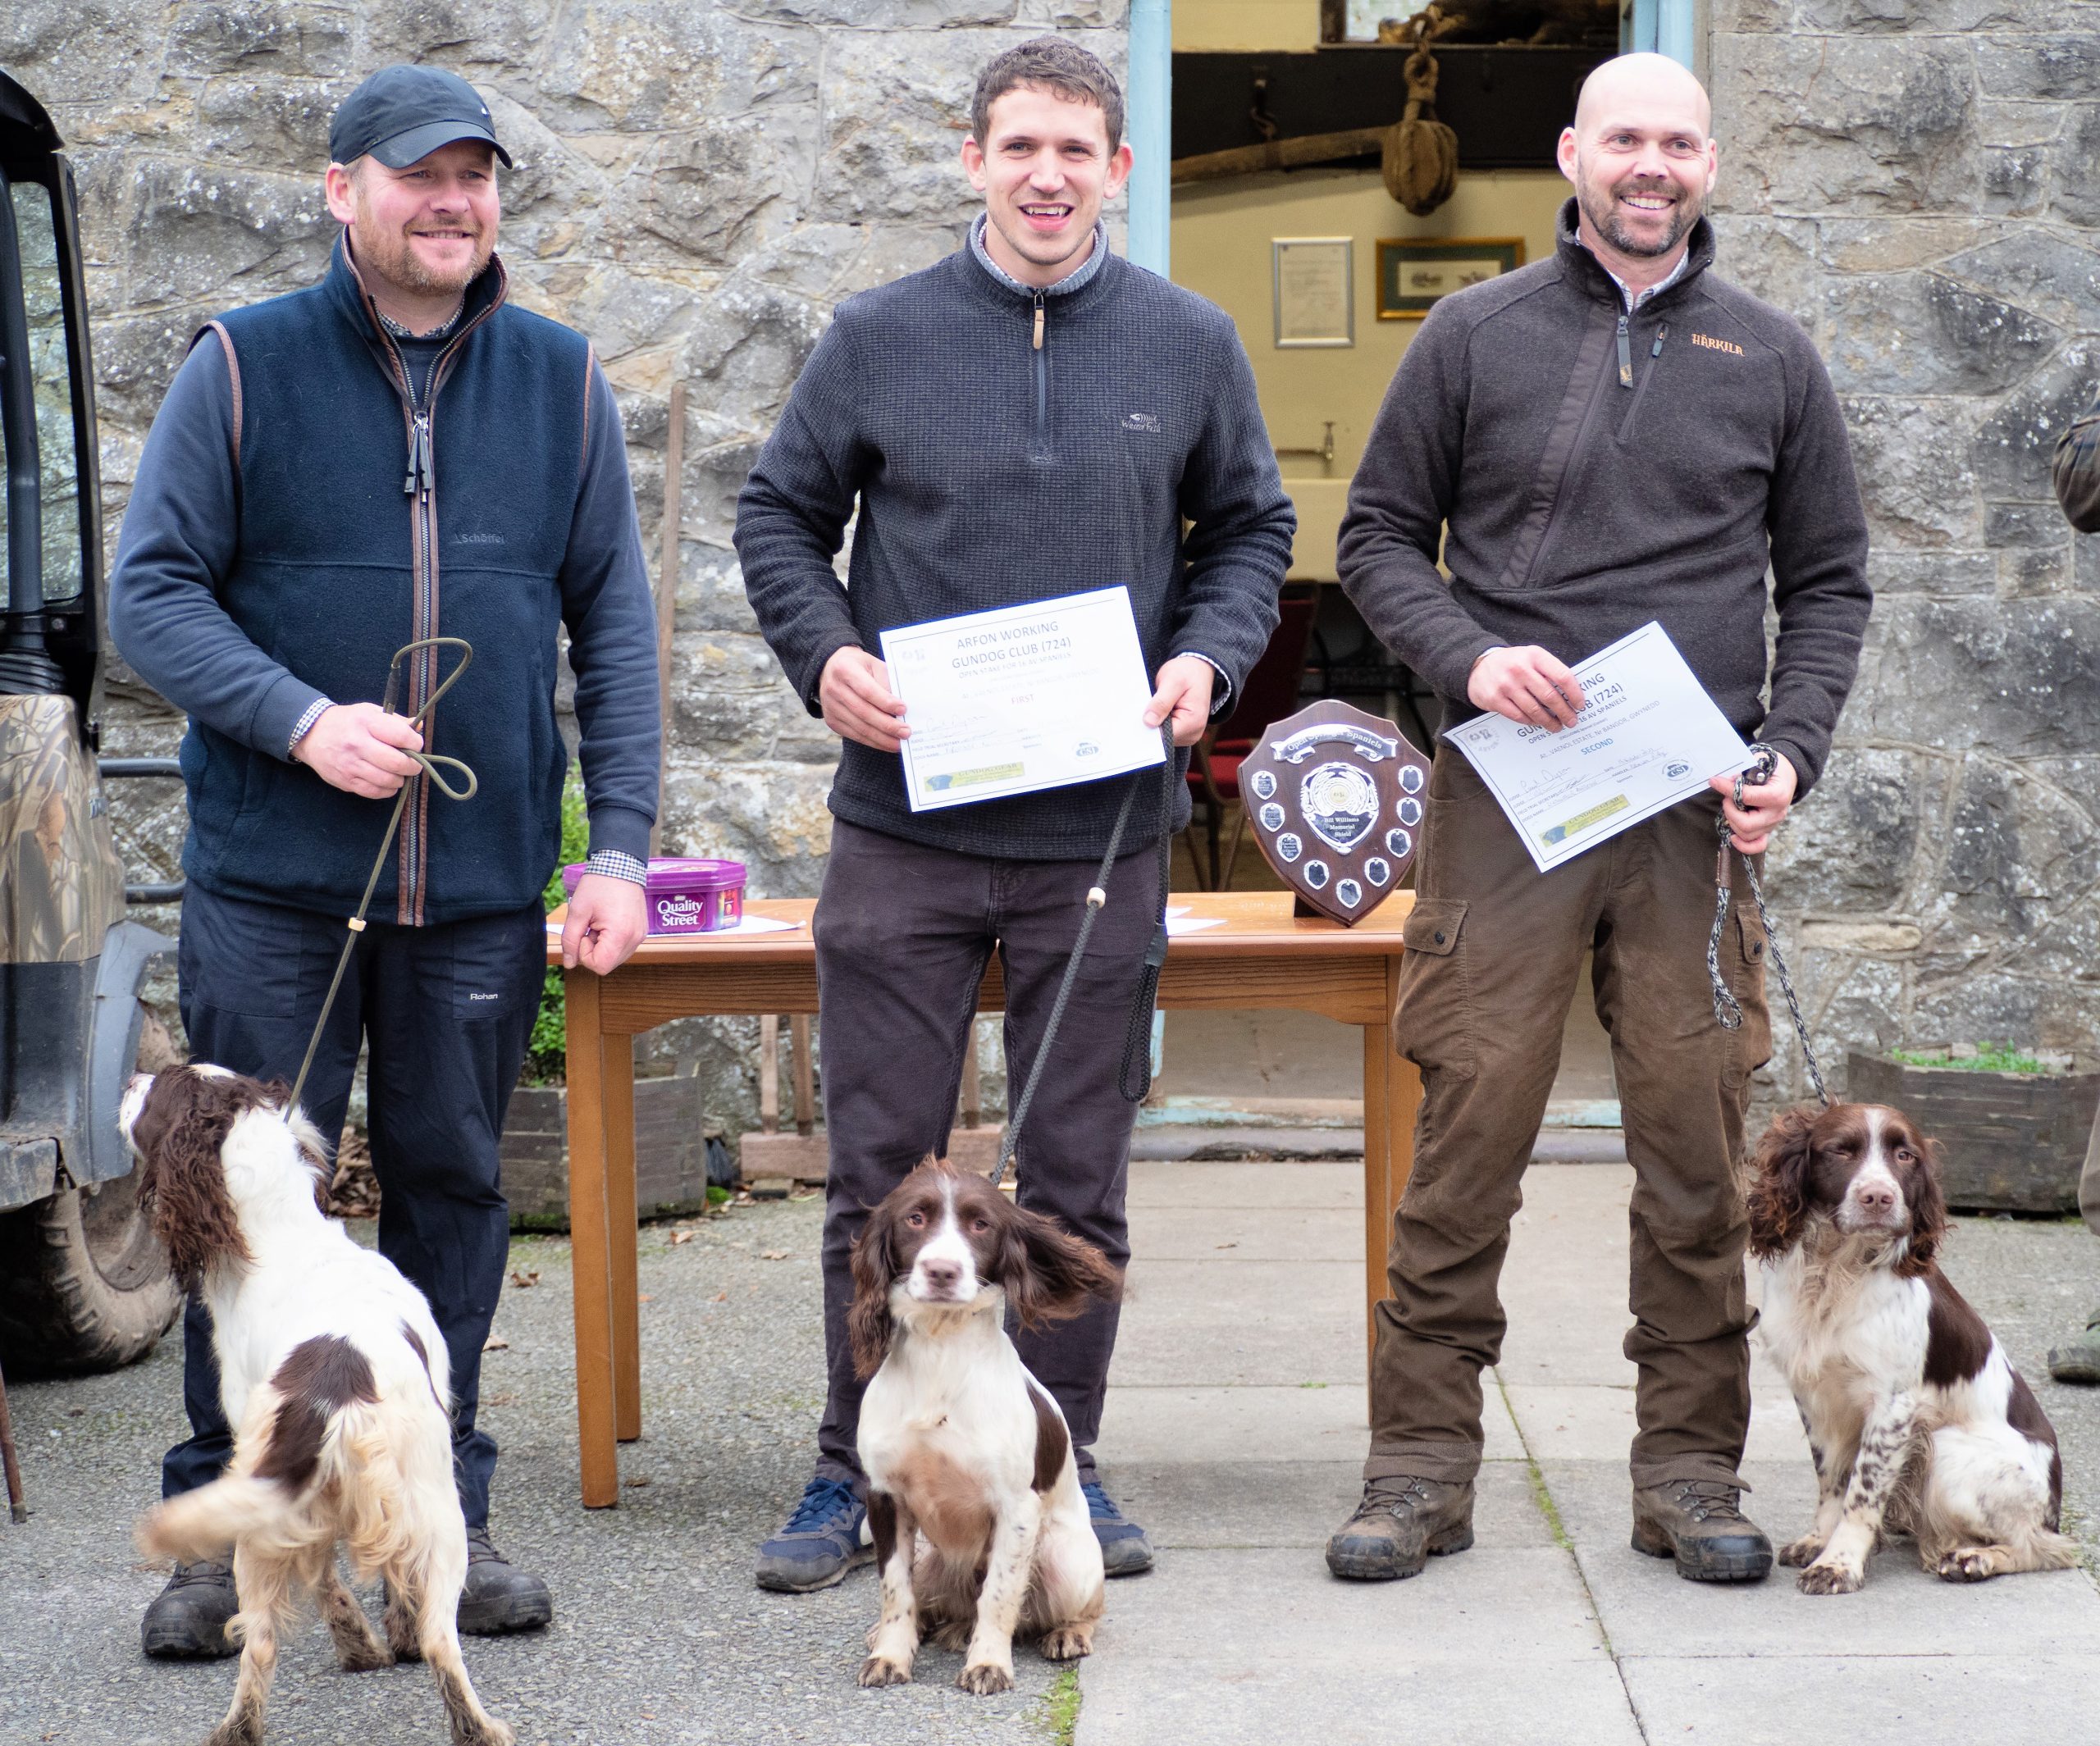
[1171,0,1322,52]
[1171,167,1569,579]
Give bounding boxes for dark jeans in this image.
[161,882,545,1529]
[811,818,1160,1488]
[1367,749,1772,1493]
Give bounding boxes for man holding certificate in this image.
[735,37,1294,1592]
[1325,54,1871,1585]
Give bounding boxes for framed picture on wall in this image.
[1272,237,1354,348]
[1376,237,1526,320]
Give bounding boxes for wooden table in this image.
[552,888,1419,1507]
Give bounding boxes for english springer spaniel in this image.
[848,1160,1121,1694]
[1749,1101,2078,1594]
[122,1065,511,1746]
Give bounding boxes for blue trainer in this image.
[1082,1479,1155,1576]
[755,1475,872,1593]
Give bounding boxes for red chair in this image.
[1184,586,1319,890]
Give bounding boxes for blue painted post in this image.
[1127,0,1171,276]
[1655,0,1696,67]
[1624,0,1658,52]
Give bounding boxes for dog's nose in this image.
[1855,1181,1897,1213]
[920,1258,962,1295]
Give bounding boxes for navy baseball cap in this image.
[328,65,512,171]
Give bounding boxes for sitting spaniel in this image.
[1749,1101,2078,1593]
[848,1160,1121,1694]
[123,1064,510,1746]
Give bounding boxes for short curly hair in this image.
[970,37,1124,153]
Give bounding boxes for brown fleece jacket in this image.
[1338,201,1871,796]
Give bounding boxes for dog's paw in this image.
[1777,1534,1826,1568]
[859,1655,913,1688]
[1937,1547,2004,1584]
[1039,1625,1094,1662]
[956,1661,1015,1696]
[1796,1559,1864,1595]
[927,1617,972,1653]
[335,1641,395,1673]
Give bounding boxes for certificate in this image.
[1441,622,1757,873]
[879,586,1166,813]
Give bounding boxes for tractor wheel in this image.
[0,1010,182,1376]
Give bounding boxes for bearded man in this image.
[110,65,661,1653]
[1325,52,1871,1584]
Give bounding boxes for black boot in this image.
[458,1527,554,1634]
[141,1559,239,1659]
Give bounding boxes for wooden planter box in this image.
[1846,1050,2100,1215]
[500,1074,710,1232]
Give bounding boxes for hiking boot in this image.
[1082,1480,1154,1577]
[142,1559,239,1659]
[457,1528,554,1634]
[1631,1479,1774,1583]
[755,1475,871,1593]
[1325,1475,1475,1581]
[2048,1309,2100,1384]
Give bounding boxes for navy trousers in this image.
[160,882,545,1529]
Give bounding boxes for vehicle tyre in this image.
[0,1010,182,1376]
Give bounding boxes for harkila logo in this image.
[1691,332,1744,356]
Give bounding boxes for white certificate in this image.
[1442,622,1757,873]
[879,586,1166,813]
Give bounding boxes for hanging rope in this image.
[1382,9,1460,217]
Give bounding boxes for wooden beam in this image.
[651,380,686,855]
[1171,127,1388,185]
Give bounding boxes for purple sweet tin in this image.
[562,857,746,935]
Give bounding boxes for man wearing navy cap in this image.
[111,65,663,1655]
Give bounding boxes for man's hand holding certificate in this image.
[876,587,1169,813]
[1446,622,1772,873]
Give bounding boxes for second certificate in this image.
[880,586,1167,813]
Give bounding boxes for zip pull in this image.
[407,413,432,499]
[1652,322,1669,358]
[1033,295,1045,351]
[1616,312,1632,389]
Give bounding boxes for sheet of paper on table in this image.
[544,914,802,938]
[880,586,1166,813]
[1441,621,1756,874]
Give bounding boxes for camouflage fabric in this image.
[0,695,126,964]
[2052,394,2100,533]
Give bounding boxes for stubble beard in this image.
[1580,172,1702,260]
[354,210,493,300]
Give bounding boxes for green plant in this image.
[1886,1042,2053,1075]
[523,764,590,1085]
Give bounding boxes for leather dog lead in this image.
[288,638,479,1111]
[993,723,1177,1190]
[1707,741,1828,1107]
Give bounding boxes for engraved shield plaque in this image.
[1240,700,1431,925]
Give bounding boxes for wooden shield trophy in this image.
[1239,700,1431,925]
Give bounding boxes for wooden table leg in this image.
[605,1033,642,1443]
[563,970,621,1507]
[1362,955,1422,1372]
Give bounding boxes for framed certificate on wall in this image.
[1272,237,1354,348]
[1376,237,1526,319]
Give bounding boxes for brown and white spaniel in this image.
[848,1160,1121,1694]
[1750,1101,2077,1593]
[122,1065,510,1746]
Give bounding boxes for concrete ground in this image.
[6,1158,2099,1744]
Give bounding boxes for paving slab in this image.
[1123,1159,1359,1210]
[1096,1381,1526,1466]
[1125,1201,1359,1260]
[1618,1654,2100,1746]
[1112,1259,1365,1385]
[1502,1380,1814,1466]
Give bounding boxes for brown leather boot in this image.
[1632,1479,1774,1583]
[1325,1475,1475,1581]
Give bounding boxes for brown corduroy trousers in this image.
[1366,748,1773,1493]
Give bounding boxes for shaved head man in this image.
[1328,53,1872,1591]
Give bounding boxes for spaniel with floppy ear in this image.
[126,1064,511,1746]
[849,1159,1121,1695]
[1749,1101,2076,1593]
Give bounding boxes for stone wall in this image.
[1709,5,2100,1106]
[6,0,1121,1136]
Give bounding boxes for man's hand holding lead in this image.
[294,703,425,797]
[1710,753,1797,856]
[1468,645,1585,731]
[819,646,910,753]
[1144,654,1215,748]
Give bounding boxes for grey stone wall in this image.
[7,0,1120,1136]
[1711,4,2100,1105]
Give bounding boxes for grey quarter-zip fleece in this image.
[735,235,1296,859]
[1337,199,1871,795]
